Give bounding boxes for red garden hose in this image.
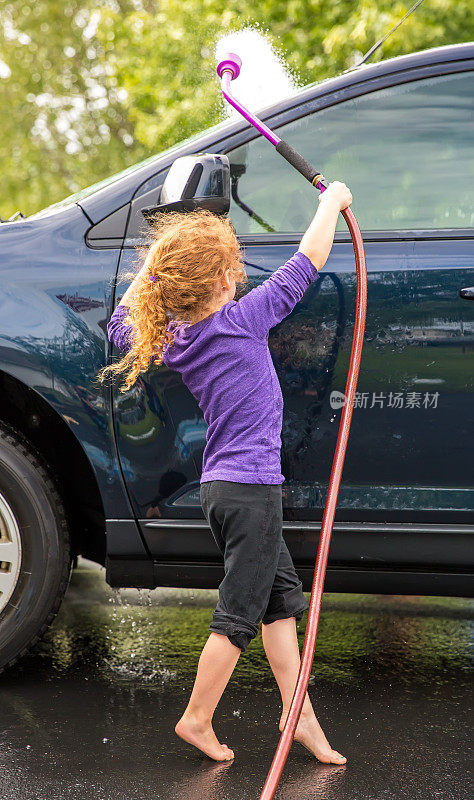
[216,53,368,798]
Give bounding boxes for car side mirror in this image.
[141,153,230,220]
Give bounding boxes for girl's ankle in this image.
[182,707,213,726]
[281,706,313,722]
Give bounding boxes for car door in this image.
[112,64,474,576]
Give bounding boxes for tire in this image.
[0,420,72,674]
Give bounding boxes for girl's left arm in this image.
[106,303,133,353]
[107,242,159,352]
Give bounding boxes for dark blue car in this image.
[0,43,472,672]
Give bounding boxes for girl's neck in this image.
[185,299,226,325]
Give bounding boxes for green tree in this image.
[0,0,472,218]
[0,0,147,217]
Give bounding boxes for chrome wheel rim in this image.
[0,492,22,614]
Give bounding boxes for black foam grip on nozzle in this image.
[275,140,322,185]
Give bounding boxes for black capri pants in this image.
[200,480,309,653]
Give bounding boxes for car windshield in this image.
[25,116,242,219]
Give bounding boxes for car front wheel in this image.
[0,421,72,673]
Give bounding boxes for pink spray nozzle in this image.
[216,52,281,147]
[216,53,242,81]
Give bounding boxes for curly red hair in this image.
[96,209,247,393]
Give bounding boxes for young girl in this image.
[99,180,352,765]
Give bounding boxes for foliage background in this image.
[1,0,472,218]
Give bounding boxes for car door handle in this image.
[459,287,474,300]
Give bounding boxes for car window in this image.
[227,72,473,234]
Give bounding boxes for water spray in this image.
[216,51,368,800]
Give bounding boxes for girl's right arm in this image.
[229,181,352,341]
[298,181,352,268]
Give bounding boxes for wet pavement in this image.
[0,559,472,800]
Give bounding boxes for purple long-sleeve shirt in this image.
[106,250,319,484]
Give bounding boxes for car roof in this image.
[51,41,474,223]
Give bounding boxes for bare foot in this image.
[279,711,346,764]
[175,713,235,761]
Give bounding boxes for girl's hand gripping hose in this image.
[217,52,368,799]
